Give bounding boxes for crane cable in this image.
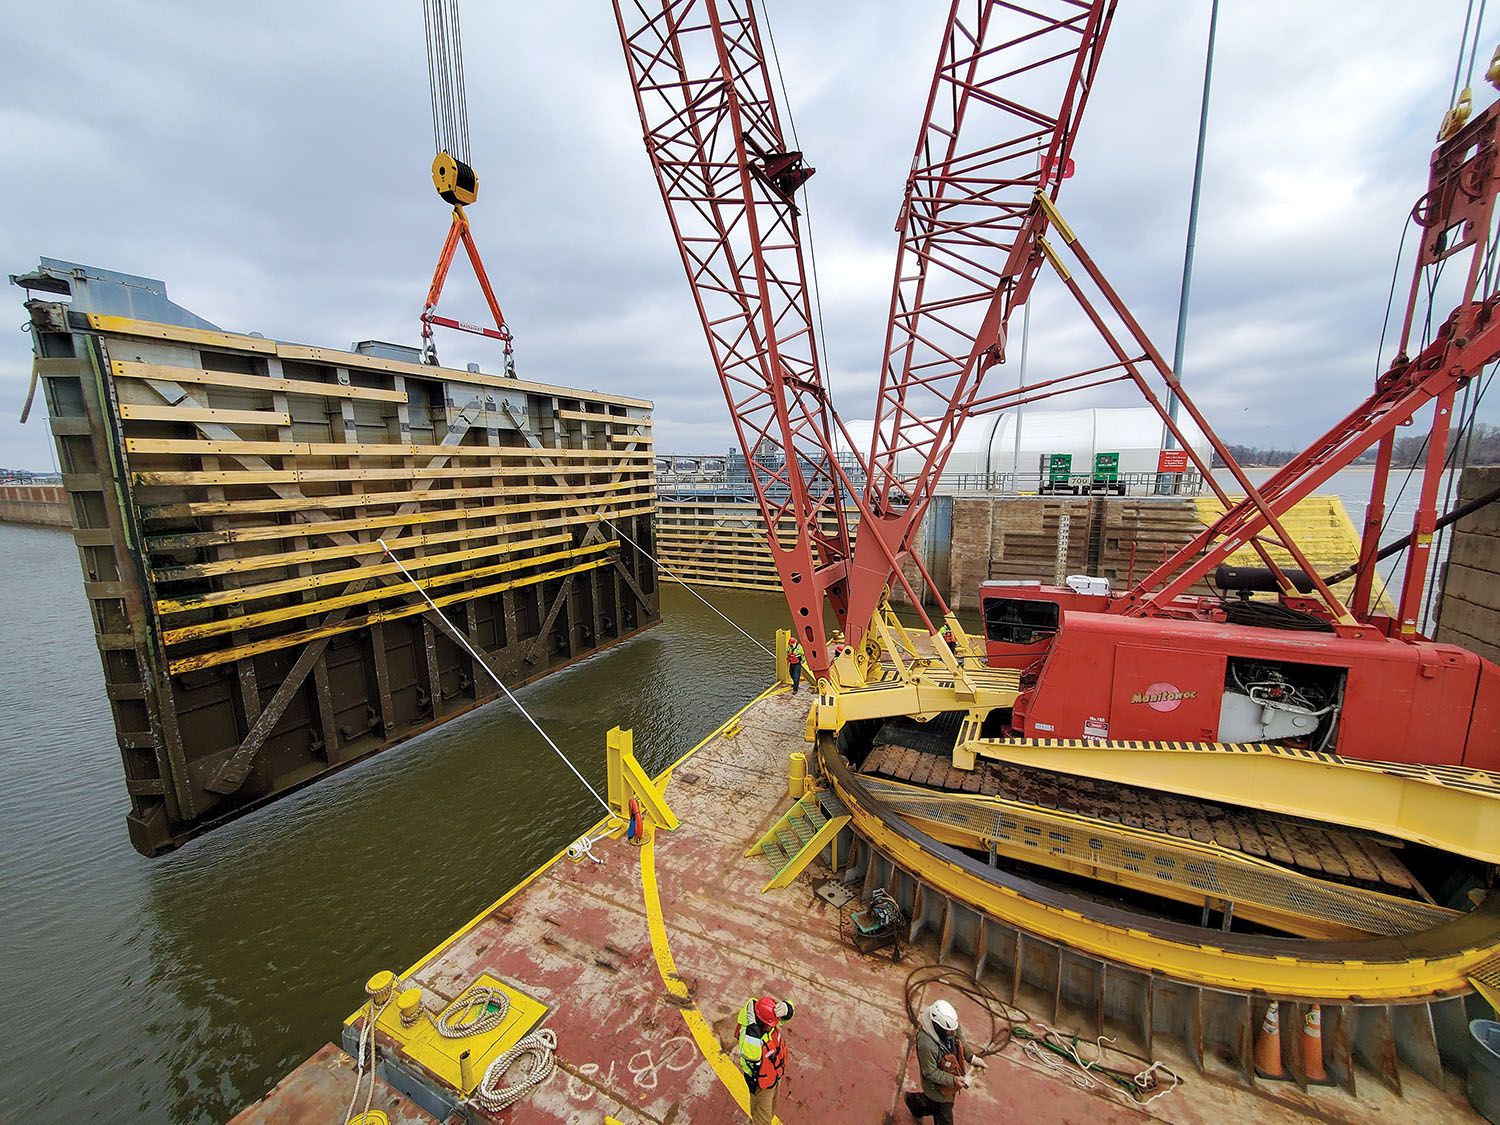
[377,538,613,818]
[424,0,471,163]
[601,518,776,659]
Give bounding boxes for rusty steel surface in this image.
[249,689,1479,1122]
[22,278,660,856]
[229,1043,441,1125]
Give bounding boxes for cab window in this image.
[983,597,1060,645]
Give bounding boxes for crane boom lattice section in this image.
[865,0,1114,515]
[613,0,856,659]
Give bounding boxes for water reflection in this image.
[0,520,788,1123]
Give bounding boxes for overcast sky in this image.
[1,1,1491,471]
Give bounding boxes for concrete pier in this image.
[0,484,70,527]
[1437,466,1500,663]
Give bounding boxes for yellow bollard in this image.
[397,987,423,1027]
[789,751,807,798]
[459,1048,476,1091]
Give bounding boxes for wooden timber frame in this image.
[24,299,660,856]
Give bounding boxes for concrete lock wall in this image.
[0,484,72,528]
[1437,466,1500,664]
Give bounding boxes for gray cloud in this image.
[2,1,1493,471]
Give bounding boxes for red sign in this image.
[1157,450,1188,473]
[1040,156,1075,183]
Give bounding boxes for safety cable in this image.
[602,518,777,659]
[378,537,613,817]
[423,0,471,164]
[1468,0,1490,91]
[757,0,839,423]
[1452,0,1479,108]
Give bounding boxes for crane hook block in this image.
[432,152,479,206]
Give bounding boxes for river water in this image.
[0,520,791,1124]
[0,464,1463,1121]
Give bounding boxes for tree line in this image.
[1212,423,1500,468]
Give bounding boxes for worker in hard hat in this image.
[905,998,985,1123]
[828,629,852,661]
[786,636,807,693]
[939,622,957,650]
[735,994,795,1124]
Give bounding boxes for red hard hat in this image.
[754,996,780,1026]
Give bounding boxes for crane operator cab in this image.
[979,579,1500,768]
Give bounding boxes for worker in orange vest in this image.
[939,623,957,650]
[786,637,806,694]
[736,994,795,1124]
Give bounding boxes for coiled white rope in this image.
[432,983,512,1038]
[470,1027,558,1112]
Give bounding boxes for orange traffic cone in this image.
[1254,1002,1284,1079]
[1303,1004,1328,1084]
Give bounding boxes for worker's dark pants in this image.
[905,1091,955,1124]
[788,661,804,693]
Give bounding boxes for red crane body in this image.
[614,1,1500,771]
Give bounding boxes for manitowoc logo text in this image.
[1130,687,1197,705]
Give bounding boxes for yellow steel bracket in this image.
[606,726,679,832]
[871,607,913,684]
[775,627,792,685]
[1034,188,1077,243]
[879,598,918,658]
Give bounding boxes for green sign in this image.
[1042,453,1072,483]
[1092,452,1119,482]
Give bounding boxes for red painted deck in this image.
[234,686,1480,1123]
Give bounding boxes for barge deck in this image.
[233,683,1479,1122]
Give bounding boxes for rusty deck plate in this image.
[236,687,1480,1122]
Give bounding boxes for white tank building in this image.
[837,406,1211,491]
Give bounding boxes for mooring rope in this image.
[601,517,776,658]
[471,1027,558,1112]
[378,538,613,818]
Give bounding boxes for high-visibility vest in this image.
[738,1021,787,1089]
[787,640,805,664]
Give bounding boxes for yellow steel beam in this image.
[274,341,653,409]
[557,408,652,427]
[133,462,653,487]
[166,555,615,674]
[118,402,291,427]
[112,359,409,402]
[145,486,655,550]
[161,542,616,645]
[87,314,651,408]
[814,664,1020,730]
[144,477,641,519]
[123,435,656,461]
[827,757,1500,1001]
[966,738,1500,864]
[151,506,650,582]
[87,313,277,353]
[155,532,573,614]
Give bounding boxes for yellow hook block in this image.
[1439,87,1473,140]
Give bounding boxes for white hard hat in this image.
[928,999,959,1032]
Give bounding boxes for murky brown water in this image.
[0,521,792,1123]
[0,465,1458,1121]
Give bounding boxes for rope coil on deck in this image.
[432,983,512,1038]
[469,1027,558,1112]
